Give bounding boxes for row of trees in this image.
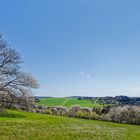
[31,104,140,125]
[78,96,140,105]
[0,35,39,111]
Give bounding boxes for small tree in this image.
[0,35,39,111]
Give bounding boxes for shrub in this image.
[91,112,99,120]
[92,106,103,115]
[68,105,81,117]
[75,110,85,118]
[80,107,92,119]
[45,108,53,115]
[68,106,94,119]
[44,106,68,116]
[103,105,140,125]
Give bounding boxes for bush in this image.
[26,104,140,125]
[74,110,85,118]
[91,112,99,120]
[79,107,92,119]
[103,105,140,125]
[92,106,103,115]
[44,106,68,116]
[68,106,95,119]
[45,108,53,115]
[68,105,81,117]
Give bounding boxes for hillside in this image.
[0,110,140,140]
[36,97,100,107]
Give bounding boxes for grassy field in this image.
[37,97,100,107]
[0,109,140,140]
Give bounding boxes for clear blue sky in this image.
[0,0,140,97]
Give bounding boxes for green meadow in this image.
[0,109,140,140]
[36,97,100,107]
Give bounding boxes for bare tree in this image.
[0,35,39,111]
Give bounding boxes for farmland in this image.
[36,97,100,107]
[0,109,140,140]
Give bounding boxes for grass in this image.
[0,109,139,140]
[37,97,101,107]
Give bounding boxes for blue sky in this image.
[0,0,140,97]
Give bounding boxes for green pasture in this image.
[36,97,100,107]
[0,110,139,140]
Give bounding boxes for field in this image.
[36,97,100,107]
[0,109,140,140]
